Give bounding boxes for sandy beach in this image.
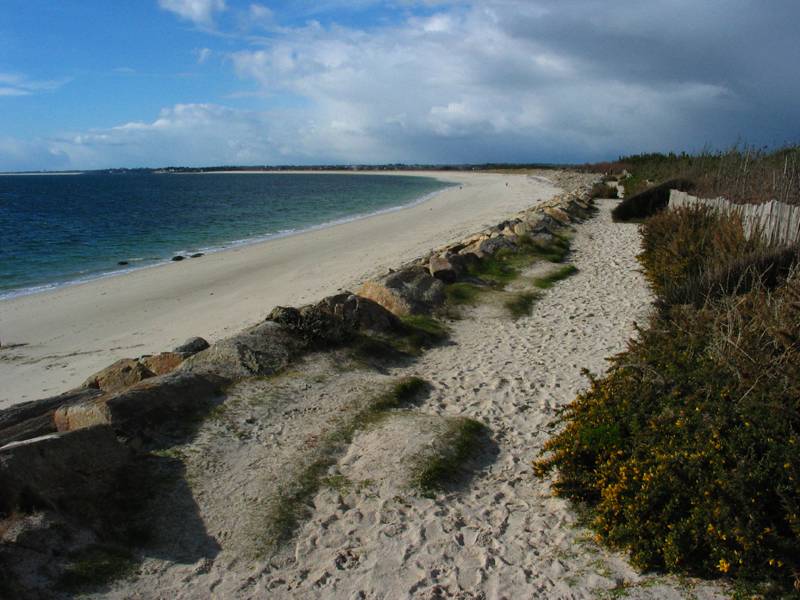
[83,198,727,599]
[0,171,558,408]
[0,178,731,599]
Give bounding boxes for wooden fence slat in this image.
[668,190,800,246]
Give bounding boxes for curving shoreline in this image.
[0,173,453,303]
[0,170,560,407]
[0,173,729,598]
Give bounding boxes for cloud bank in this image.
[3,0,800,170]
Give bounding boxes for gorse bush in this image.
[535,206,800,595]
[638,206,763,299]
[536,279,800,592]
[662,245,800,308]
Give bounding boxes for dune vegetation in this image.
[538,152,800,597]
[595,145,800,206]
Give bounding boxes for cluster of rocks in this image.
[0,338,211,447]
[357,180,597,317]
[0,175,598,592]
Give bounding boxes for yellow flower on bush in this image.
[717,558,731,573]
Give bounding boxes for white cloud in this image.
[236,0,800,162]
[158,0,226,26]
[0,87,30,97]
[0,136,70,172]
[420,14,454,33]
[4,0,799,171]
[223,3,748,162]
[196,47,213,64]
[4,104,289,171]
[58,103,281,167]
[0,72,68,97]
[248,3,274,25]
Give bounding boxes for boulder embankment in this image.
[0,175,597,595]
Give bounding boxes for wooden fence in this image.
[669,190,800,246]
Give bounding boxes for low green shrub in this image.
[590,182,618,200]
[619,173,648,199]
[611,178,694,222]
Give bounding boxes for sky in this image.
[1,0,799,171]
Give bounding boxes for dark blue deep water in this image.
[0,172,451,298]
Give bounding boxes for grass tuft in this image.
[462,233,573,286]
[533,264,578,289]
[443,233,574,312]
[466,252,519,284]
[256,377,429,555]
[504,291,540,319]
[445,282,484,305]
[442,235,576,317]
[410,417,487,498]
[57,545,136,592]
[520,233,573,263]
[320,474,351,494]
[398,315,449,351]
[348,315,449,364]
[365,376,428,416]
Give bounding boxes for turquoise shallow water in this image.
[0,172,451,299]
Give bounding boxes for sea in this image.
[0,172,452,299]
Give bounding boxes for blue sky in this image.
[1,0,799,170]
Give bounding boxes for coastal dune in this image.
[0,171,558,408]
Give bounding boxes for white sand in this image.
[88,199,727,600]
[0,171,558,408]
[257,199,727,599]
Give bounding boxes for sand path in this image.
[259,199,726,599]
[83,198,730,600]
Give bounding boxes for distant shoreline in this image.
[0,175,452,301]
[0,171,84,176]
[0,163,564,177]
